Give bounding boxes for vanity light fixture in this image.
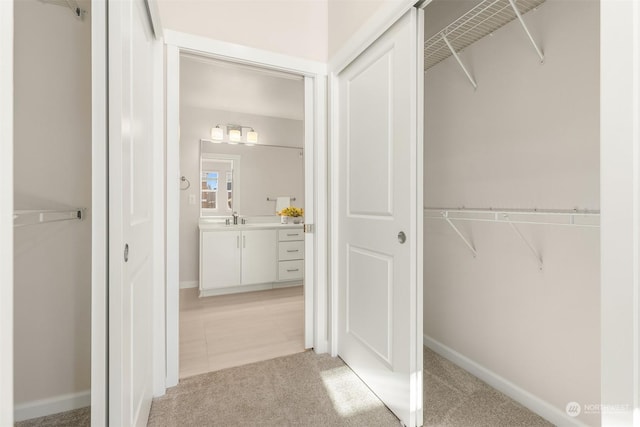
[209,124,259,145]
[211,125,224,141]
[228,129,242,142]
[246,129,259,144]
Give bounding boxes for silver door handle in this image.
[397,231,406,244]
[124,243,129,262]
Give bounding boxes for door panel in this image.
[347,51,393,217]
[201,230,241,289]
[109,0,157,425]
[347,246,393,365]
[337,8,423,427]
[241,229,277,285]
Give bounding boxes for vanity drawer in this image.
[278,241,304,261]
[278,228,304,241]
[278,260,304,281]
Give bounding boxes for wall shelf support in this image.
[441,33,478,89]
[507,0,544,63]
[504,214,543,270]
[442,212,477,257]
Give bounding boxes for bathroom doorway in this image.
[172,52,314,379]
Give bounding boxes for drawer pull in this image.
[287,268,300,272]
[286,249,299,253]
[286,233,299,236]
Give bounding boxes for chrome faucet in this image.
[233,212,239,225]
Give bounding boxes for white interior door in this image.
[109,0,158,425]
[337,8,423,427]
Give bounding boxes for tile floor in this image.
[179,285,305,378]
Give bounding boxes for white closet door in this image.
[108,0,158,425]
[337,7,423,427]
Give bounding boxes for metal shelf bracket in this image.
[504,214,543,270]
[441,33,478,89]
[442,211,477,257]
[507,0,544,63]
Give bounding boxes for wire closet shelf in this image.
[423,0,546,71]
[424,207,600,270]
[424,207,600,227]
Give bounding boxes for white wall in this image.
[327,0,387,58]
[157,0,328,62]
[180,106,304,284]
[423,1,600,425]
[13,0,91,412]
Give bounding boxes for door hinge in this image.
[304,224,314,233]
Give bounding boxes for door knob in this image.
[397,231,406,244]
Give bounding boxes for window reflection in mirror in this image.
[200,153,240,217]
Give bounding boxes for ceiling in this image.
[180,54,305,121]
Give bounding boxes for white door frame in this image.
[0,0,14,425]
[328,0,640,424]
[90,0,107,425]
[600,0,640,425]
[163,30,328,387]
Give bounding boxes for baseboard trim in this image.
[423,335,588,427]
[14,390,90,422]
[272,281,303,289]
[179,281,198,289]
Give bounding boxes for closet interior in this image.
[422,0,600,425]
[13,0,91,423]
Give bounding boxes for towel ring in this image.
[180,176,191,190]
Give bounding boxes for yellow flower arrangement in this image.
[278,206,304,217]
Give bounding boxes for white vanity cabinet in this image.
[200,230,241,290]
[199,223,302,296]
[240,229,277,285]
[277,229,304,281]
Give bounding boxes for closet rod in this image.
[14,208,85,227]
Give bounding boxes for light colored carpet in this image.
[423,348,553,426]
[13,347,554,426]
[148,350,402,427]
[14,407,90,427]
[148,347,554,427]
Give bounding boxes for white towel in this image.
[275,196,290,214]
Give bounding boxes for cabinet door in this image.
[201,230,241,290]
[241,229,277,285]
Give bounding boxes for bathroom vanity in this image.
[199,221,304,296]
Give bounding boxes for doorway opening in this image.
[175,53,311,379]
